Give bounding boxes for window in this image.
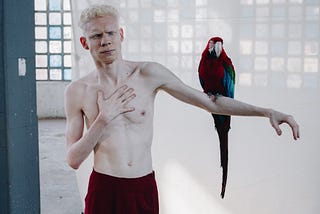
[120,0,211,81]
[35,0,72,81]
[239,0,320,88]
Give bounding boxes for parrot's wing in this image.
[199,76,205,89]
[198,56,206,90]
[223,58,235,98]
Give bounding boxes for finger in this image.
[122,93,136,104]
[293,128,298,140]
[118,87,134,100]
[115,85,129,98]
[97,91,103,103]
[296,125,300,139]
[122,106,135,113]
[272,121,282,136]
[118,85,128,90]
[289,120,300,140]
[275,126,282,136]
[285,115,299,140]
[106,85,128,99]
[120,88,135,102]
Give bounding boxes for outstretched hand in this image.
[268,109,300,140]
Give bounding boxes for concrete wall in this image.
[36,81,69,118]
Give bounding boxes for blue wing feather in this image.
[223,65,235,98]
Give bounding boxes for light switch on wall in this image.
[18,57,26,76]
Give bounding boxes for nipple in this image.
[141,111,146,116]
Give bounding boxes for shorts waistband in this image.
[92,169,155,181]
[88,169,156,192]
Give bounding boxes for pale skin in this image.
[65,14,300,178]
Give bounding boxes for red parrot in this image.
[198,37,235,198]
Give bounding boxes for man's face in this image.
[80,15,124,65]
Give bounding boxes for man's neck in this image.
[95,58,128,85]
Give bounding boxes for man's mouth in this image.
[100,49,115,55]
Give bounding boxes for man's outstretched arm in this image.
[145,62,300,140]
[206,94,300,140]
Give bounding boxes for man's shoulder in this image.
[125,60,161,69]
[65,73,96,96]
[139,61,162,68]
[132,61,167,77]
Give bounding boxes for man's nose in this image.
[101,34,112,46]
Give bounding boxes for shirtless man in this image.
[65,4,300,214]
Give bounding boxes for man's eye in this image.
[107,31,116,36]
[91,34,102,39]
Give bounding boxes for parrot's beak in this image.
[215,42,222,57]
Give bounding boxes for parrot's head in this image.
[207,37,223,58]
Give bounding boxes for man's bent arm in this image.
[64,83,105,169]
[66,115,107,169]
[65,84,136,169]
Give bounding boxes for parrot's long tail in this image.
[213,114,230,199]
[217,127,228,198]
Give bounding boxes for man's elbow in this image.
[68,161,80,170]
[66,152,80,170]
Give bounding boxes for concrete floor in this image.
[39,119,83,214]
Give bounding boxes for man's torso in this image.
[76,61,159,178]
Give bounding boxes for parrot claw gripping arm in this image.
[207,92,222,103]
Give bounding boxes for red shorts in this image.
[84,169,159,214]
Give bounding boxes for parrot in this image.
[198,37,235,199]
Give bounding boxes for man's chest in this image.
[81,81,155,128]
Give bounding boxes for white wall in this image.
[36,81,69,118]
[152,86,319,214]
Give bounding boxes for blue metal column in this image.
[0,0,40,213]
[0,0,9,212]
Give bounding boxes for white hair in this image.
[79,4,120,31]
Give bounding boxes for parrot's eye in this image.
[209,41,214,49]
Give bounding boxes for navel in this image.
[127,161,133,167]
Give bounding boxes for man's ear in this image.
[119,28,124,42]
[80,36,89,50]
